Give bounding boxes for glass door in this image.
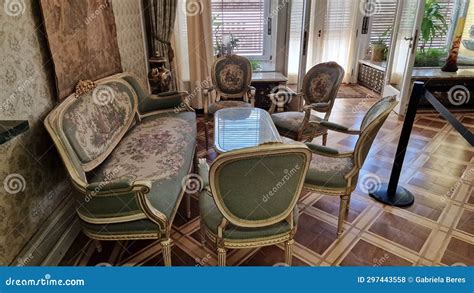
[287,0,311,88]
[383,0,425,115]
[307,0,360,83]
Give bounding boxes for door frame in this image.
[383,0,425,115]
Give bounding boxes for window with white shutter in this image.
[211,0,271,58]
[369,0,454,49]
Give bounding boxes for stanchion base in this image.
[369,183,415,207]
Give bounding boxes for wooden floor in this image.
[60,90,474,267]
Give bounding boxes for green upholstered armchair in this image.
[44,73,197,266]
[283,96,398,236]
[270,62,344,143]
[198,143,311,266]
[203,55,256,148]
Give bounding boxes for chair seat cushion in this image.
[90,111,197,219]
[271,111,323,134]
[281,137,353,189]
[81,219,162,239]
[199,191,298,240]
[208,100,251,114]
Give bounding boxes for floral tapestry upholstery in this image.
[213,55,252,95]
[60,80,136,171]
[208,100,252,115]
[92,114,193,183]
[271,112,323,133]
[90,111,197,219]
[301,62,344,104]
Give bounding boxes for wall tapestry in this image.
[39,0,122,100]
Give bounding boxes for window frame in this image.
[210,0,275,62]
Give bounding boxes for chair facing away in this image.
[198,143,311,266]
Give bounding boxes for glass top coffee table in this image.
[214,107,282,153]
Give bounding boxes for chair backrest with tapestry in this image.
[301,61,344,120]
[211,54,253,101]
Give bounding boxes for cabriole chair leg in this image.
[284,239,294,266]
[94,240,102,253]
[345,194,352,219]
[199,220,206,248]
[161,239,173,266]
[186,193,192,219]
[217,247,226,267]
[337,195,350,237]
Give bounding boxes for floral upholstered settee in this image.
[44,73,196,266]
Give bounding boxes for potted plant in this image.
[415,0,448,67]
[371,28,391,62]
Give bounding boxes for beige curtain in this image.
[186,0,214,109]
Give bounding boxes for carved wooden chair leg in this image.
[186,193,192,219]
[204,121,210,151]
[161,239,173,266]
[345,194,352,219]
[284,239,294,266]
[322,132,328,146]
[337,195,350,237]
[94,240,102,253]
[217,247,227,267]
[199,220,206,248]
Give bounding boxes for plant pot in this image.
[371,43,386,62]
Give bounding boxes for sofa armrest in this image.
[138,91,192,114]
[86,177,135,193]
[85,178,152,195]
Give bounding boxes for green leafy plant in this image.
[415,48,448,67]
[371,28,391,61]
[250,60,262,71]
[372,27,391,45]
[212,15,239,57]
[420,0,448,52]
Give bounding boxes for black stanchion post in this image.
[369,81,425,206]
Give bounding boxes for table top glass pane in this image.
[214,108,282,153]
